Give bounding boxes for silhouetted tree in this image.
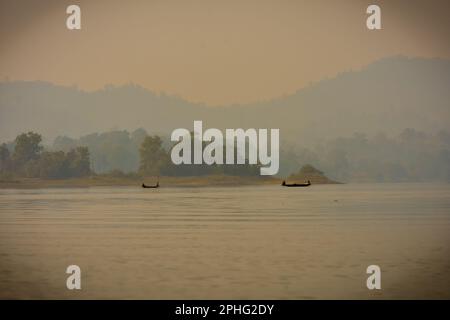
[139,135,170,176]
[13,132,43,169]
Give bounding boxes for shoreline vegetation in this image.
[0,165,339,188]
[0,175,273,188]
[0,173,340,189]
[1,131,340,189]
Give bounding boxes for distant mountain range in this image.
[1,56,450,145]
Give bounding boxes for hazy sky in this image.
[1,0,450,105]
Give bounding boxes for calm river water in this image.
[0,183,449,299]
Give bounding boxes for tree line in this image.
[0,132,90,179]
[3,127,449,182]
[278,129,450,182]
[0,130,260,179]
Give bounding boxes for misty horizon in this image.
[2,54,446,107]
[1,55,450,142]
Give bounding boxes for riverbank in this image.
[0,175,282,188]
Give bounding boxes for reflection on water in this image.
[0,183,449,299]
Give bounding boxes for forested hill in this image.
[1,56,450,145]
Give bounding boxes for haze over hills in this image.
[1,56,450,145]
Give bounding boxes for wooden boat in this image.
[281,180,311,187]
[142,182,159,188]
